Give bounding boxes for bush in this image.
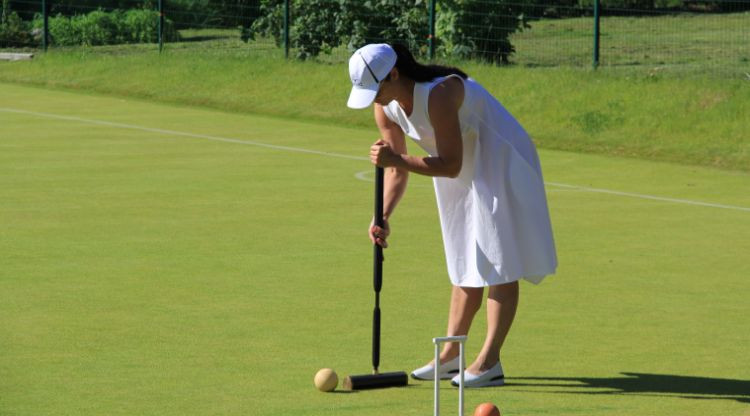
[46,13,77,45]
[250,0,350,59]
[2,0,34,47]
[251,0,536,62]
[39,8,179,47]
[166,0,260,29]
[341,0,430,55]
[251,0,435,59]
[291,0,341,59]
[0,10,32,47]
[248,0,750,62]
[436,0,538,63]
[75,9,119,45]
[167,0,220,29]
[123,9,178,43]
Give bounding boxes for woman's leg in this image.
[435,285,483,364]
[466,281,519,374]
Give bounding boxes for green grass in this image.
[0,46,748,172]
[0,14,748,413]
[1,83,749,416]
[511,12,750,72]
[1,13,748,171]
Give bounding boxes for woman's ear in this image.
[389,67,399,81]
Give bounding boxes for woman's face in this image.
[372,68,399,106]
[373,80,393,106]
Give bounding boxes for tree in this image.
[249,0,535,63]
[436,0,538,63]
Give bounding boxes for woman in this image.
[347,43,557,388]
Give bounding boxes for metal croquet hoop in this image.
[433,335,467,416]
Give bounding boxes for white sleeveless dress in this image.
[382,75,557,287]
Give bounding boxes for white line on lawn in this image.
[2,107,748,213]
[545,182,750,212]
[0,107,366,161]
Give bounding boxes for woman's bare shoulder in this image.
[428,76,465,114]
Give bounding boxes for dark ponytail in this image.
[390,43,468,82]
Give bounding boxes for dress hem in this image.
[450,272,553,288]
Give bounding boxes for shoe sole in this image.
[451,375,505,388]
[411,369,459,381]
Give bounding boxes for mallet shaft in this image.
[372,166,385,372]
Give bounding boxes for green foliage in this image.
[167,0,221,29]
[436,0,537,63]
[5,0,265,29]
[291,0,340,59]
[250,0,539,62]
[0,9,32,47]
[45,13,74,45]
[579,0,655,8]
[338,0,429,58]
[74,10,119,46]
[252,0,750,62]
[250,0,357,59]
[209,0,261,27]
[1,0,33,47]
[123,9,168,43]
[37,8,179,46]
[247,0,278,44]
[141,0,261,29]
[343,0,430,53]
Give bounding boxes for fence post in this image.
[428,0,436,60]
[593,0,600,68]
[158,0,164,53]
[41,0,48,51]
[284,0,290,59]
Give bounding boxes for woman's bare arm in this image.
[370,78,464,178]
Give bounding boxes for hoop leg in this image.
[432,336,467,416]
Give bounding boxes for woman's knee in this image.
[455,286,484,312]
[488,281,519,301]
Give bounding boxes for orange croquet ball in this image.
[473,402,501,416]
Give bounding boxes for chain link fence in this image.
[1,1,748,77]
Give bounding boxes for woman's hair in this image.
[389,43,468,82]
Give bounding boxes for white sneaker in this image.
[411,356,462,380]
[451,361,505,387]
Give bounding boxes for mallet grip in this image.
[372,306,380,372]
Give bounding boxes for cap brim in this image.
[347,85,378,109]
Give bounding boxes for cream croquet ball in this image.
[314,368,338,392]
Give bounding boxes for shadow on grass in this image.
[180,35,236,42]
[506,373,750,403]
[333,382,423,394]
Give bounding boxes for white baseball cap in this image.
[347,44,397,109]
